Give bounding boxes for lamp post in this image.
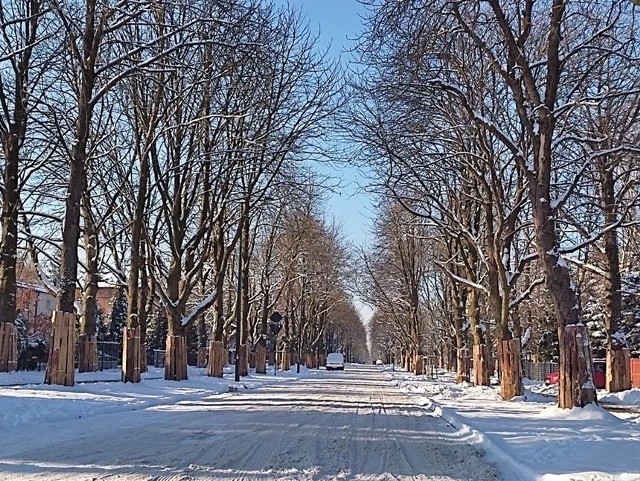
[297,263,306,374]
[269,312,282,376]
[234,224,242,383]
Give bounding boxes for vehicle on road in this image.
[375,359,383,365]
[545,359,606,389]
[325,352,345,371]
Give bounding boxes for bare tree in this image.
[0,0,54,371]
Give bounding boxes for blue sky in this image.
[275,0,375,249]
[273,0,376,323]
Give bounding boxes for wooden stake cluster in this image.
[499,339,524,400]
[606,348,631,392]
[140,343,148,373]
[456,348,470,383]
[413,354,424,375]
[472,344,490,386]
[122,327,141,383]
[239,344,248,376]
[207,341,225,377]
[77,334,97,373]
[165,335,188,381]
[44,311,76,386]
[255,346,266,374]
[558,325,597,408]
[0,322,17,372]
[281,351,291,371]
[197,347,207,368]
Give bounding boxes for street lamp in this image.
[269,311,282,375]
[234,215,243,383]
[297,258,307,374]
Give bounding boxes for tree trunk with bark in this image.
[78,209,99,373]
[598,160,631,392]
[498,339,523,400]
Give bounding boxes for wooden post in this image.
[456,348,469,383]
[44,312,76,386]
[207,340,223,377]
[165,335,188,381]
[239,344,248,376]
[606,348,631,393]
[499,338,524,400]
[558,325,597,408]
[77,334,97,373]
[0,323,17,372]
[122,327,141,383]
[281,351,290,371]
[472,344,490,386]
[197,347,207,368]
[414,355,424,375]
[139,342,148,373]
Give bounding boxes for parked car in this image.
[375,359,383,365]
[545,359,606,389]
[325,352,345,371]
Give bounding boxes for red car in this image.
[545,359,606,389]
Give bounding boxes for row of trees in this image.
[353,0,640,408]
[0,0,367,382]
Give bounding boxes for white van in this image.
[325,352,345,371]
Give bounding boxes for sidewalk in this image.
[390,369,640,481]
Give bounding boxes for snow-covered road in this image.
[0,365,500,480]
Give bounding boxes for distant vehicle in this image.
[545,359,606,389]
[325,352,345,371]
[375,359,383,365]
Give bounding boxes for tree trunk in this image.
[239,344,248,376]
[0,0,41,371]
[467,289,489,386]
[0,323,18,372]
[165,334,188,381]
[44,312,76,386]
[558,325,597,408]
[606,347,630,393]
[121,327,141,383]
[77,334,97,373]
[530,183,596,407]
[0,136,19,365]
[78,215,99,373]
[472,344,490,386]
[196,311,207,367]
[207,340,224,377]
[499,339,523,400]
[255,345,266,374]
[138,243,149,374]
[599,161,630,392]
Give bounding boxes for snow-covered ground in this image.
[0,364,638,480]
[390,368,640,481]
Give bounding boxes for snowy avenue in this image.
[0,366,500,481]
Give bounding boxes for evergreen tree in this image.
[146,307,168,351]
[95,306,108,341]
[108,288,128,345]
[621,272,640,357]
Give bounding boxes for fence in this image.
[632,359,640,388]
[153,349,166,368]
[97,341,121,371]
[522,361,559,382]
